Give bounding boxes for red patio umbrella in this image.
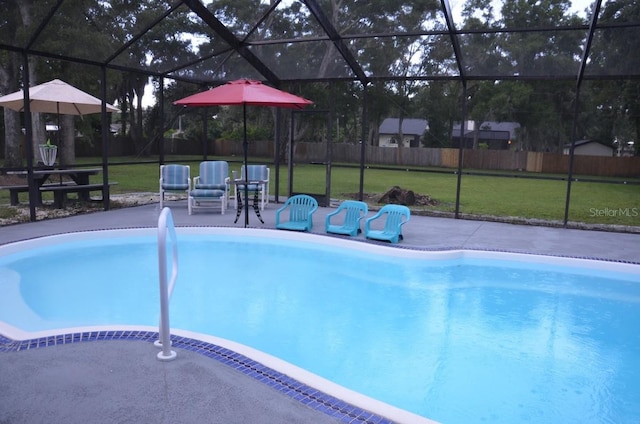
[174,79,313,227]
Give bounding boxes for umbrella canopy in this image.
[0,78,118,115]
[174,79,313,227]
[0,79,118,222]
[173,78,313,109]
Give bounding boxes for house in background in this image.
[378,118,428,147]
[563,139,614,156]
[614,140,635,157]
[379,119,521,149]
[451,121,520,150]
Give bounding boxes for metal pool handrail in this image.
[155,207,178,361]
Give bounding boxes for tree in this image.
[1,1,121,165]
[416,81,461,147]
[587,0,640,155]
[0,46,22,167]
[0,0,46,167]
[459,0,584,151]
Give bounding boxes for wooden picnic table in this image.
[2,167,112,208]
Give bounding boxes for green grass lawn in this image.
[277,164,639,226]
[2,156,639,227]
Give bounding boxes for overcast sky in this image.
[448,0,595,20]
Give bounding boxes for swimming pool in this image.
[1,228,639,424]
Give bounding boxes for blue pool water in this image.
[1,230,639,424]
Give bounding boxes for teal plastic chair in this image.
[325,200,368,237]
[159,164,190,208]
[364,204,410,243]
[275,194,318,232]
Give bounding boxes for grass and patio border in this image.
[1,156,638,230]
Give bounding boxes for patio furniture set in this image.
[160,160,410,244]
[159,161,270,217]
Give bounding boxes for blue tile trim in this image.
[0,330,396,424]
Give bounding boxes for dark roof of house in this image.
[563,139,613,149]
[379,118,428,136]
[474,130,510,140]
[452,121,520,139]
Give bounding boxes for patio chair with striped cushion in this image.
[233,164,270,211]
[194,161,229,198]
[159,164,190,209]
[189,161,229,214]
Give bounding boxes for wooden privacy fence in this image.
[535,153,640,177]
[212,140,639,177]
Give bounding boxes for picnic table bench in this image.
[1,181,118,208]
[42,182,118,208]
[1,168,117,208]
[2,182,71,206]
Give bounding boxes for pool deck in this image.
[1,200,639,424]
[2,199,639,262]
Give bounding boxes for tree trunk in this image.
[0,59,23,167]
[0,2,26,167]
[135,76,144,146]
[20,0,45,164]
[273,108,289,163]
[32,112,46,162]
[59,114,75,166]
[3,109,23,167]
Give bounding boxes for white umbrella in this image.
[0,78,119,165]
[0,79,118,220]
[0,78,118,115]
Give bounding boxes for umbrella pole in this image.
[57,102,61,148]
[243,103,249,228]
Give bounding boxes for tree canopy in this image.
[1,0,639,166]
